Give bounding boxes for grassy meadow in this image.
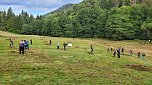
[0,31,152,85]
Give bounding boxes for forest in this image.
[0,0,152,40]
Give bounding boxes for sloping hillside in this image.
[44,3,74,17]
[0,31,152,85]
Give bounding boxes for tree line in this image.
[0,0,152,40]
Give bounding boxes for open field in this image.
[0,31,152,85]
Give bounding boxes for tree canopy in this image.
[0,0,152,40]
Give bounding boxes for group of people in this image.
[51,40,93,53]
[107,46,146,60]
[9,38,147,58]
[49,40,72,50]
[18,39,32,54]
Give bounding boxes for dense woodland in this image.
[0,0,152,40]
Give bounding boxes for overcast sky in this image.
[0,0,83,16]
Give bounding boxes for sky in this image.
[0,0,83,16]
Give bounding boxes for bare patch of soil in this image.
[10,50,17,54]
[125,64,152,72]
[75,46,79,48]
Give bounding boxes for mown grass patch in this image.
[0,31,152,85]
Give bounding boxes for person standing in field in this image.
[138,52,140,58]
[130,50,133,57]
[63,42,67,50]
[107,47,110,51]
[57,42,60,49]
[121,47,124,55]
[113,49,116,57]
[149,40,151,44]
[110,45,113,51]
[110,48,113,51]
[19,40,25,54]
[142,53,145,60]
[90,44,93,53]
[10,38,14,48]
[30,39,32,45]
[117,48,120,58]
[26,40,29,50]
[50,40,52,45]
[67,42,72,47]
[24,40,29,50]
[24,40,26,49]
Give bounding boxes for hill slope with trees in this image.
[44,4,74,17]
[0,0,152,40]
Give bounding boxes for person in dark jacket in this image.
[121,47,124,55]
[91,44,93,53]
[107,47,110,51]
[110,48,113,51]
[113,49,116,57]
[30,39,32,45]
[138,52,140,58]
[19,40,25,54]
[63,42,67,50]
[50,40,52,45]
[117,48,120,58]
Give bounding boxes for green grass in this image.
[0,31,152,85]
